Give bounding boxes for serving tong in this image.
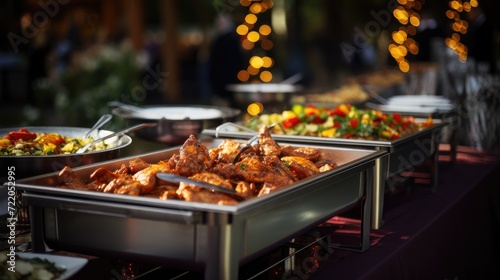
[84,114,113,139]
[156,173,249,201]
[228,122,285,163]
[76,123,157,154]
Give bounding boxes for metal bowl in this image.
[0,126,132,179]
[226,83,304,108]
[112,105,241,145]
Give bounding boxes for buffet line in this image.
[0,82,457,279]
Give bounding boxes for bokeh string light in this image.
[389,0,423,73]
[237,0,275,83]
[445,0,479,62]
[390,0,480,71]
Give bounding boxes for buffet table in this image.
[43,142,500,279]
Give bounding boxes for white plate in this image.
[365,103,440,114]
[226,83,303,93]
[387,95,452,106]
[129,107,224,120]
[17,252,88,280]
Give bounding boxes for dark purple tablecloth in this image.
[310,145,500,280]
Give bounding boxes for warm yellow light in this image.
[247,102,263,115]
[259,24,272,36]
[392,31,407,44]
[245,14,257,25]
[247,31,260,42]
[240,0,252,7]
[236,24,249,35]
[250,56,264,68]
[250,3,263,14]
[388,43,398,52]
[410,16,420,27]
[407,25,417,36]
[446,10,455,19]
[393,7,407,20]
[247,65,259,75]
[397,45,408,56]
[261,0,273,10]
[399,60,410,73]
[261,39,274,50]
[241,39,254,50]
[260,70,273,82]
[470,0,479,7]
[262,56,273,68]
[408,43,419,55]
[413,1,422,10]
[463,2,471,12]
[450,1,462,11]
[20,13,32,29]
[237,70,250,82]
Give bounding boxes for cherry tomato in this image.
[350,119,359,128]
[393,113,402,123]
[283,116,300,129]
[6,128,37,141]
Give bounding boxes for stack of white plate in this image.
[367,95,454,114]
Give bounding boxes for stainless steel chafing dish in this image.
[203,120,447,230]
[16,139,385,280]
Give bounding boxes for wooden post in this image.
[125,0,144,51]
[160,0,180,102]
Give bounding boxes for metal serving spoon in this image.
[156,173,249,201]
[76,123,157,154]
[85,114,113,139]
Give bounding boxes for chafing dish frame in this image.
[203,120,447,230]
[16,140,385,280]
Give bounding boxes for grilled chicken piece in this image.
[128,158,151,173]
[90,167,150,195]
[175,135,212,177]
[58,166,87,190]
[257,125,281,157]
[319,163,337,172]
[209,139,242,164]
[114,158,151,175]
[89,167,120,192]
[133,161,173,194]
[281,156,320,179]
[315,159,339,172]
[176,172,238,205]
[257,182,283,197]
[235,181,257,197]
[215,156,294,187]
[263,155,298,182]
[190,172,234,189]
[280,146,321,162]
[105,178,143,196]
[146,185,180,200]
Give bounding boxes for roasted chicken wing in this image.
[175,135,212,176]
[56,128,339,204]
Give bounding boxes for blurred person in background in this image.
[208,13,244,108]
[464,6,496,73]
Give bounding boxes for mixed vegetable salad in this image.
[1,251,66,280]
[0,128,106,156]
[245,104,433,140]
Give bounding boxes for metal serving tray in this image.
[203,120,447,230]
[16,139,385,280]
